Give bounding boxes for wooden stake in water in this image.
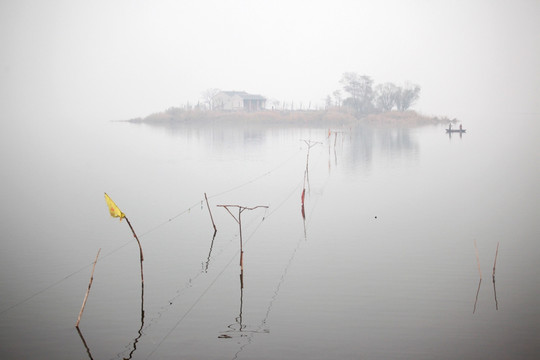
[76,248,101,328]
[301,139,321,195]
[474,239,482,279]
[217,204,268,270]
[104,193,144,285]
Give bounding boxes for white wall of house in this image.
[214,93,244,110]
[213,91,266,111]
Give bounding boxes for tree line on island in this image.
[200,72,421,117]
[325,72,421,117]
[133,72,438,124]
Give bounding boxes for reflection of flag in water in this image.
[104,193,125,220]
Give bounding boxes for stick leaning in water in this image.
[76,248,101,327]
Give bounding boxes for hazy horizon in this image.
[1,0,539,123]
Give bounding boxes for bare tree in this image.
[375,82,399,112]
[201,88,220,110]
[340,72,374,115]
[332,90,342,107]
[395,83,421,111]
[325,95,333,109]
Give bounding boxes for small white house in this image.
[213,91,266,111]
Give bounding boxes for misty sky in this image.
[1,0,539,122]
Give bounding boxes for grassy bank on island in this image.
[127,108,457,127]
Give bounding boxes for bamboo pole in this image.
[474,239,482,279]
[204,193,217,233]
[238,207,243,269]
[76,248,101,327]
[125,216,144,284]
[301,139,321,194]
[217,204,268,271]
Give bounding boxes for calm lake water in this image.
[0,112,539,359]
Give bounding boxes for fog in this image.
[1,0,539,123]
[1,2,540,358]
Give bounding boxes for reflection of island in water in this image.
[130,115,426,170]
[346,124,419,169]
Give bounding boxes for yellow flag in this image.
[104,193,125,220]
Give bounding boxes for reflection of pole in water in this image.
[301,203,306,239]
[204,232,217,272]
[237,270,245,332]
[473,278,482,314]
[334,132,338,165]
[205,192,218,235]
[493,278,499,311]
[327,130,346,168]
[116,279,145,360]
[219,268,246,339]
[300,189,307,239]
[219,226,305,357]
[127,282,145,359]
[76,272,145,359]
[492,242,499,281]
[76,327,95,360]
[492,242,499,310]
[301,139,320,237]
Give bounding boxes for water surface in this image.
[0,113,538,359]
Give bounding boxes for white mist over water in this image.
[1,0,539,358]
[1,0,539,122]
[0,113,538,359]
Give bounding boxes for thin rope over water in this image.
[143,143,330,359]
[0,147,306,316]
[140,148,303,238]
[144,185,327,360]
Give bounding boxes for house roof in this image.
[219,91,266,101]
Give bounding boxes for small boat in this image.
[446,124,466,133]
[446,128,466,133]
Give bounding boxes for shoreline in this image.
[127,109,458,127]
